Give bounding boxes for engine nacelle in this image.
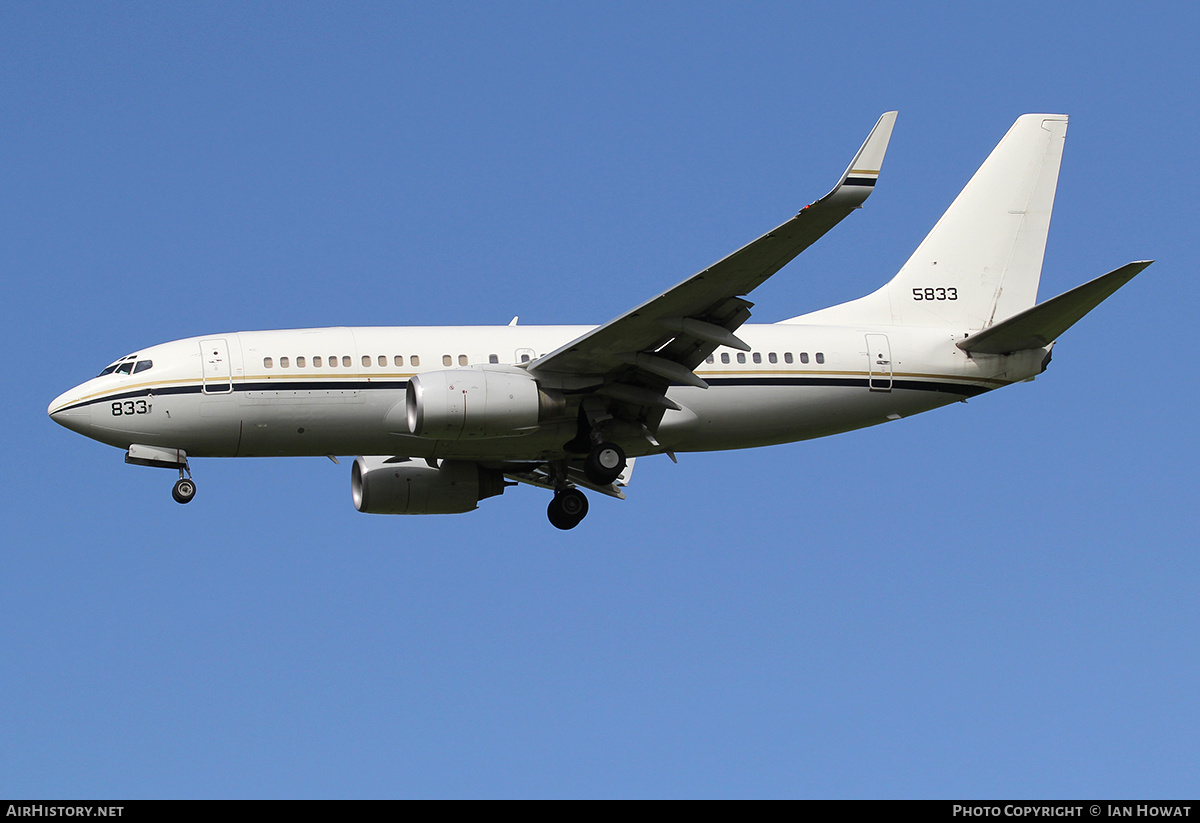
[406,368,554,439]
[351,456,506,515]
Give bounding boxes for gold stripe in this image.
[63,376,206,407]
[245,372,415,381]
[58,371,418,408]
[696,368,1007,386]
[60,368,1004,412]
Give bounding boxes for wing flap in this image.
[505,458,636,500]
[957,261,1151,354]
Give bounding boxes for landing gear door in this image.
[200,338,233,394]
[866,333,892,392]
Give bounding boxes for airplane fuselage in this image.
[48,322,1045,462]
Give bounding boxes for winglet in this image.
[807,111,897,211]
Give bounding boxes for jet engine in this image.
[351,456,506,515]
[406,368,562,439]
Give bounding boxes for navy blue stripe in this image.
[842,177,877,187]
[56,375,989,411]
[54,374,989,413]
[239,380,409,392]
[57,384,202,411]
[53,379,412,412]
[705,375,990,396]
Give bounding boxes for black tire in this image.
[172,478,196,504]
[584,442,626,485]
[547,488,589,530]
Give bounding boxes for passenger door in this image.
[865,333,892,391]
[200,338,233,394]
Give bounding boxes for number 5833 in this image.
[912,287,957,301]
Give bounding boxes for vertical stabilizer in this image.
[787,114,1068,331]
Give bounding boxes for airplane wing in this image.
[529,112,897,411]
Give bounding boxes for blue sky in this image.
[3,2,1198,798]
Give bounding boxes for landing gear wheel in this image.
[584,442,626,485]
[172,478,196,504]
[547,488,589,530]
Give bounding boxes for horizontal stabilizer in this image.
[957,261,1151,354]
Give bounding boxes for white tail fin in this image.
[787,114,1068,331]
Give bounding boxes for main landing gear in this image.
[547,488,588,530]
[544,441,626,530]
[542,436,627,529]
[584,442,626,486]
[543,457,592,530]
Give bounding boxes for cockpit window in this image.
[132,360,153,374]
[100,355,138,377]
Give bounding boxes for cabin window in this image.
[443,354,452,366]
[263,357,273,369]
[362,355,371,367]
[378,355,386,367]
[736,353,746,364]
[342,356,351,368]
[720,353,730,364]
[313,356,322,368]
[752,352,762,364]
[329,356,337,368]
[394,355,403,367]
[800,352,809,364]
[768,352,777,364]
[705,355,714,364]
[411,355,420,367]
[296,356,306,368]
[815,352,825,364]
[458,354,468,366]
[520,353,531,363]
[488,354,499,364]
[280,356,290,368]
[784,352,794,364]
[133,360,153,374]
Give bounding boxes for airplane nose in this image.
[48,391,92,436]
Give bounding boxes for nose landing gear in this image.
[172,476,196,504]
[124,445,196,505]
[171,460,197,504]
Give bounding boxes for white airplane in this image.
[49,113,1149,529]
